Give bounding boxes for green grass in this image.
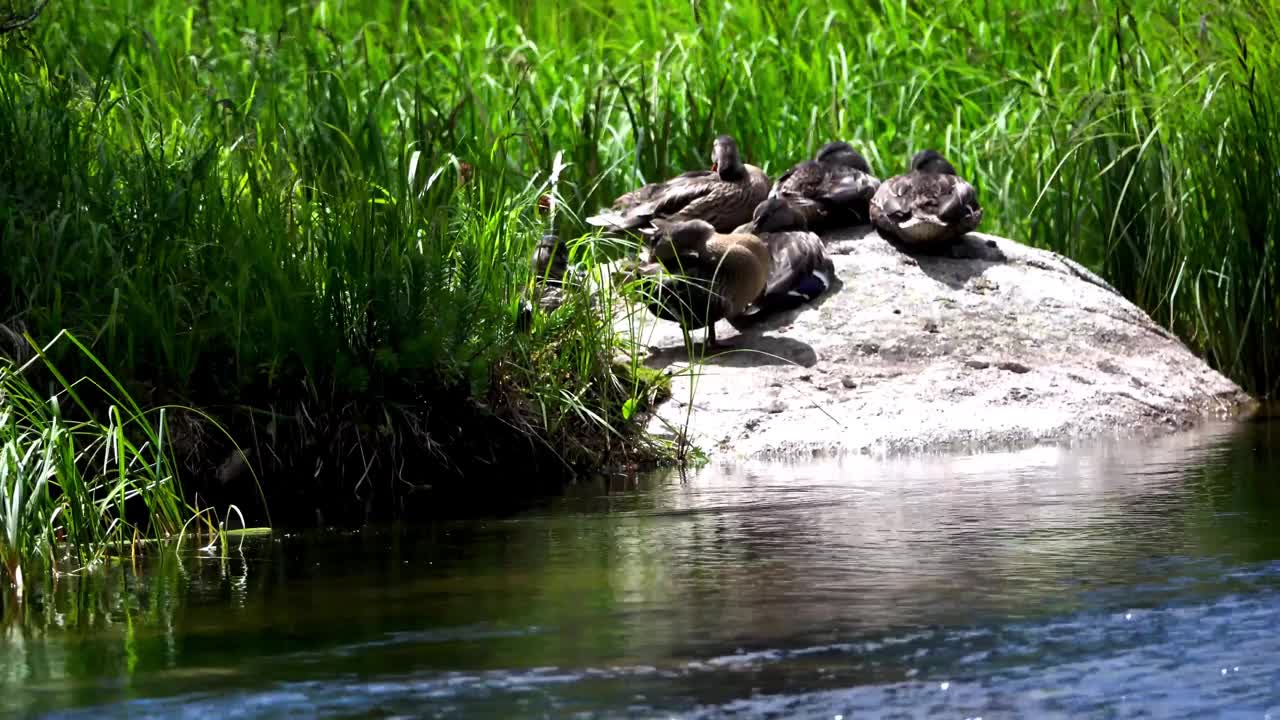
[0,330,220,597]
[1,0,1278,523]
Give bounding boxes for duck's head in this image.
[711,135,746,180]
[651,218,715,260]
[815,141,873,174]
[748,197,807,234]
[910,149,957,176]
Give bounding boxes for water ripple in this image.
[12,420,1280,719]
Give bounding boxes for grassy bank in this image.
[1,1,1278,527]
[0,332,220,596]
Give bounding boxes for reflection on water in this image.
[4,420,1280,718]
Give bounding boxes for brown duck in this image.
[587,135,770,237]
[733,197,836,317]
[869,149,982,251]
[626,217,771,349]
[769,141,881,232]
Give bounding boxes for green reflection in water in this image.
[3,420,1280,717]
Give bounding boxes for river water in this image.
[4,420,1280,718]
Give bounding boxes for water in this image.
[5,420,1280,718]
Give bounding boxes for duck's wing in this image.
[869,175,914,222]
[767,165,798,199]
[608,180,665,212]
[933,177,982,228]
[763,231,831,298]
[904,175,981,228]
[610,169,715,210]
[769,189,825,226]
[587,170,717,230]
[586,182,667,228]
[642,173,729,217]
[817,168,881,207]
[585,208,649,230]
[602,172,732,233]
[742,231,832,315]
[769,161,824,199]
[664,177,765,232]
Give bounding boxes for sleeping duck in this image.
[769,141,881,231]
[733,197,836,316]
[587,135,770,237]
[869,149,982,252]
[626,217,771,349]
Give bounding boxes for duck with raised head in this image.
[769,141,881,232]
[587,135,770,237]
[626,217,771,349]
[733,197,836,316]
[869,149,982,252]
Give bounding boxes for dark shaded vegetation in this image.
[0,0,1278,540]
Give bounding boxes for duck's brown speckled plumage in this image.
[605,169,714,211]
[870,149,982,250]
[628,217,771,347]
[587,135,770,237]
[769,141,881,231]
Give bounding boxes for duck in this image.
[768,141,881,231]
[530,230,569,284]
[516,233,571,332]
[869,149,982,252]
[586,135,770,238]
[625,217,771,349]
[517,194,581,331]
[733,197,836,316]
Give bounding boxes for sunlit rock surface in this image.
[617,226,1255,459]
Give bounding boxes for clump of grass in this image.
[1,0,1279,525]
[0,331,216,598]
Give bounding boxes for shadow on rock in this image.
[913,234,1010,289]
[643,334,819,371]
[706,335,819,368]
[824,223,877,255]
[734,275,847,335]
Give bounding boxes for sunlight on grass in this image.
[1,331,230,598]
[0,0,1277,530]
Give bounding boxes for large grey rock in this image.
[616,226,1255,459]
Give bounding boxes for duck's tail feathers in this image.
[586,209,653,232]
[585,211,625,228]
